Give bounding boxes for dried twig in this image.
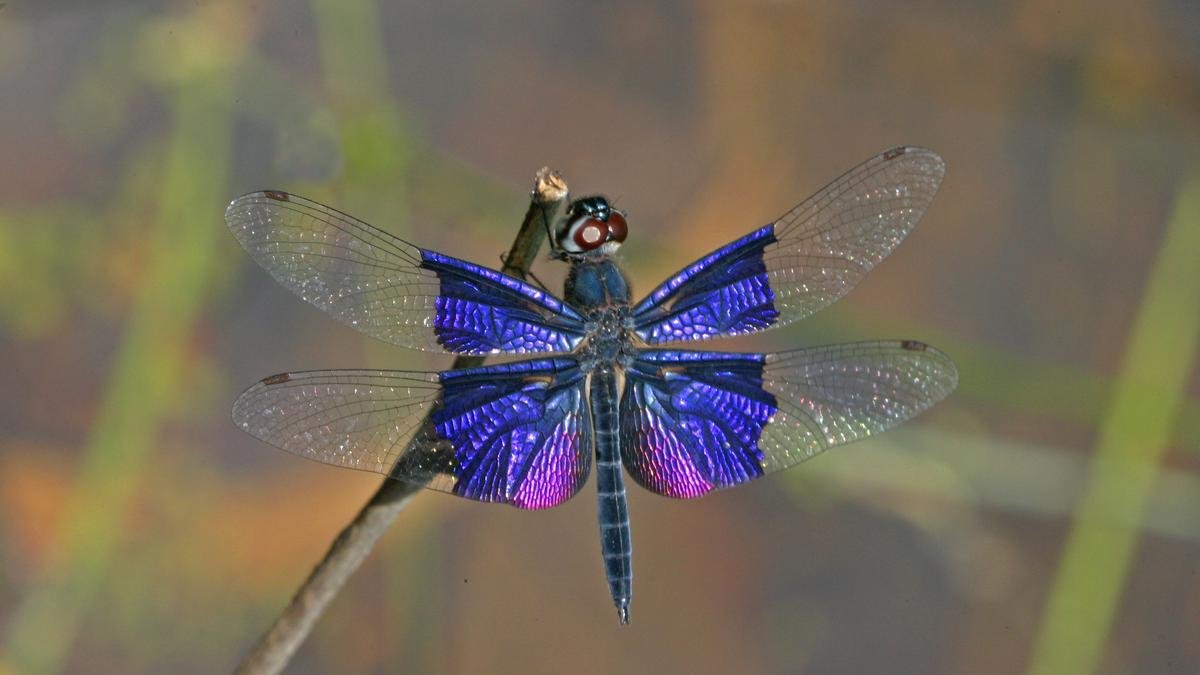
[234,168,570,675]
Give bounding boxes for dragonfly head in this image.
[555,196,627,257]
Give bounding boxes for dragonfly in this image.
[226,146,958,625]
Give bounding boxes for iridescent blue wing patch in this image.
[433,359,591,508]
[620,341,958,498]
[232,359,592,509]
[620,351,776,498]
[631,147,944,344]
[226,191,587,355]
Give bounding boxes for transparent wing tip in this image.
[224,190,293,223]
[882,146,946,181]
[229,372,293,433]
[899,339,960,401]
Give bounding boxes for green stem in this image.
[1028,175,1200,675]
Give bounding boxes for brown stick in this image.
[234,168,570,675]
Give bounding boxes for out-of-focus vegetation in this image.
[0,1,1197,673]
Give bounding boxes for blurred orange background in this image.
[1,1,1198,673]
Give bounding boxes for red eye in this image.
[573,218,607,250]
[607,211,628,242]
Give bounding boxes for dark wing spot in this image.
[263,190,291,202]
[900,340,928,352]
[261,373,293,385]
[883,147,907,161]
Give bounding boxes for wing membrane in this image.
[620,341,958,498]
[232,359,592,509]
[632,147,944,343]
[226,191,586,355]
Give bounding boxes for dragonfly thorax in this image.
[564,257,631,309]
[565,257,636,370]
[578,306,636,370]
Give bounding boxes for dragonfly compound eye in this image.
[572,217,608,251]
[606,211,628,243]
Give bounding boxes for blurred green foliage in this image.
[1030,175,1200,675]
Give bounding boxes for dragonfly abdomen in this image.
[590,368,632,625]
